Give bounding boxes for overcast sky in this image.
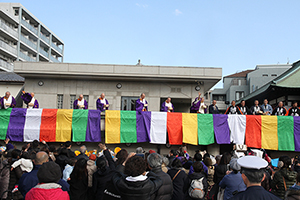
[15,0,300,88]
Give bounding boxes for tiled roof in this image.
[0,72,25,82]
[224,70,254,78]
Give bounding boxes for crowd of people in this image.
[0,139,299,200]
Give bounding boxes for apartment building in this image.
[0,3,64,72]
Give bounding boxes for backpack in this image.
[188,177,205,199]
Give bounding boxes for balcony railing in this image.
[0,20,18,38]
[51,42,63,54]
[40,34,50,44]
[0,40,17,56]
[0,59,14,72]
[21,19,38,35]
[20,35,37,50]
[19,51,36,62]
[50,55,59,62]
[40,49,49,58]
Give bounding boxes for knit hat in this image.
[37,162,62,183]
[114,147,121,155]
[89,154,97,161]
[230,158,241,171]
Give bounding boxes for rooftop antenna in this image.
[136,59,141,65]
[287,57,290,64]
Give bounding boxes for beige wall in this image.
[0,84,23,97]
[23,78,206,111]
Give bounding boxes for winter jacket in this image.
[68,172,88,200]
[213,164,227,184]
[7,159,23,200]
[92,149,117,200]
[167,168,189,200]
[271,168,297,199]
[151,167,173,200]
[18,165,69,197]
[207,166,215,187]
[219,171,246,200]
[186,172,208,200]
[0,159,10,199]
[56,154,69,172]
[112,171,163,200]
[87,160,97,187]
[285,185,300,200]
[25,183,69,200]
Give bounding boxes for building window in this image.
[252,85,255,92]
[70,95,76,109]
[262,74,268,77]
[235,91,244,100]
[271,74,277,77]
[121,96,138,110]
[57,94,63,109]
[212,95,226,101]
[83,95,89,104]
[238,79,242,86]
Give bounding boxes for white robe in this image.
[3,95,12,109]
[198,102,207,114]
[77,99,85,109]
[28,97,35,109]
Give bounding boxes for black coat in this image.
[56,154,69,171]
[213,164,227,184]
[230,186,281,200]
[151,167,173,200]
[68,173,88,200]
[7,159,23,200]
[186,172,208,200]
[167,168,189,200]
[92,149,117,200]
[112,171,163,200]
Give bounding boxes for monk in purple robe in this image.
[21,91,39,109]
[136,93,148,112]
[96,93,109,112]
[1,91,16,109]
[73,94,88,109]
[190,92,201,113]
[161,97,174,112]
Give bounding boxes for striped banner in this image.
[0,108,101,143]
[2,108,300,152]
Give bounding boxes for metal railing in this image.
[0,40,17,56]
[51,42,63,54]
[0,20,18,38]
[20,35,37,50]
[0,59,14,72]
[50,55,59,62]
[40,34,50,44]
[19,51,36,62]
[21,19,38,35]
[40,49,49,58]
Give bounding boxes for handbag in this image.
[206,184,219,200]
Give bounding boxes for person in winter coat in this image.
[7,149,23,200]
[18,151,69,197]
[0,153,10,199]
[25,162,69,200]
[113,155,163,200]
[56,148,70,172]
[271,156,297,199]
[63,158,77,181]
[92,143,117,200]
[219,158,246,200]
[147,153,173,200]
[213,152,231,184]
[87,154,97,200]
[204,157,215,187]
[186,161,208,200]
[68,158,88,200]
[167,158,189,200]
[285,172,300,200]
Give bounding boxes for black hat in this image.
[37,162,61,183]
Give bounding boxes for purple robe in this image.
[21,93,39,108]
[96,98,109,112]
[0,96,16,109]
[160,101,174,112]
[136,99,148,112]
[73,99,88,109]
[190,97,201,113]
